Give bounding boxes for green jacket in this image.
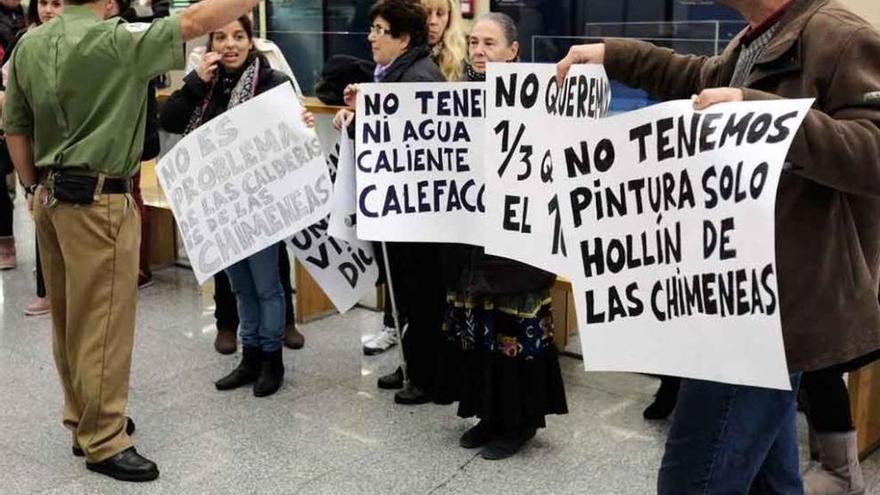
[4,5,184,177]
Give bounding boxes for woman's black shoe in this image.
[643,377,681,420]
[480,427,537,460]
[85,447,159,482]
[459,420,499,449]
[253,349,285,397]
[377,367,404,390]
[215,346,261,391]
[394,383,431,405]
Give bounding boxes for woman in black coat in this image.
[160,15,311,398]
[334,0,447,405]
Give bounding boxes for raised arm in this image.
[179,0,260,41]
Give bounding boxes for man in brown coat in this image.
[558,0,880,492]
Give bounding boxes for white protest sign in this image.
[288,218,379,313]
[328,127,359,244]
[156,84,332,284]
[553,98,813,390]
[355,82,486,245]
[484,63,610,275]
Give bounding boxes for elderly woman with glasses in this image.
[335,0,447,406]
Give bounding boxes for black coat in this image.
[344,45,443,142]
[160,54,290,134]
[378,44,444,83]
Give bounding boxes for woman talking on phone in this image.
[160,15,314,397]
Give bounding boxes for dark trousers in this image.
[658,374,803,495]
[0,176,12,237]
[214,242,294,329]
[386,241,445,391]
[802,369,853,434]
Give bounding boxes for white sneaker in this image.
[363,325,399,355]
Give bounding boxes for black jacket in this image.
[344,45,443,141]
[0,4,24,58]
[379,44,444,83]
[160,54,290,134]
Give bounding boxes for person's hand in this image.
[333,109,354,131]
[556,43,606,85]
[301,109,316,129]
[343,84,360,108]
[693,88,744,110]
[197,52,222,83]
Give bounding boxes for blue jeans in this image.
[225,245,285,352]
[658,374,803,495]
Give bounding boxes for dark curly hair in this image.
[369,0,429,49]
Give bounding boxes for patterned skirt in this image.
[435,290,568,429]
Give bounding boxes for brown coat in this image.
[604,0,880,372]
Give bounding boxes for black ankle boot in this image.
[643,377,681,420]
[215,346,261,391]
[253,349,285,397]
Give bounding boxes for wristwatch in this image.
[24,183,38,197]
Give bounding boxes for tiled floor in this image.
[3,197,880,494]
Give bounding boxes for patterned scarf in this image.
[183,54,261,136]
[729,24,780,89]
[464,64,485,82]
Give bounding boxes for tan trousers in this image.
[33,187,140,463]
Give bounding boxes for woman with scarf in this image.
[160,15,314,397]
[335,0,446,405]
[435,12,568,461]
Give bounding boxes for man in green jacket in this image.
[4,0,265,482]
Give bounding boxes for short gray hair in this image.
[476,12,519,46]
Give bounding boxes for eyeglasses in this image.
[369,24,391,36]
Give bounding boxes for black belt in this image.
[46,169,132,195]
[99,177,132,194]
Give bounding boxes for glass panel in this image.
[265,31,370,97]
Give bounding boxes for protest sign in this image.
[355,82,486,245]
[288,130,379,313]
[156,84,332,284]
[328,128,359,244]
[553,99,813,390]
[288,218,379,313]
[484,63,610,275]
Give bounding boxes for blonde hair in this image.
[422,0,466,81]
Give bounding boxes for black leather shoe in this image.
[73,417,136,457]
[394,383,431,405]
[377,367,404,390]
[480,427,537,460]
[85,447,159,482]
[459,420,499,449]
[643,377,681,420]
